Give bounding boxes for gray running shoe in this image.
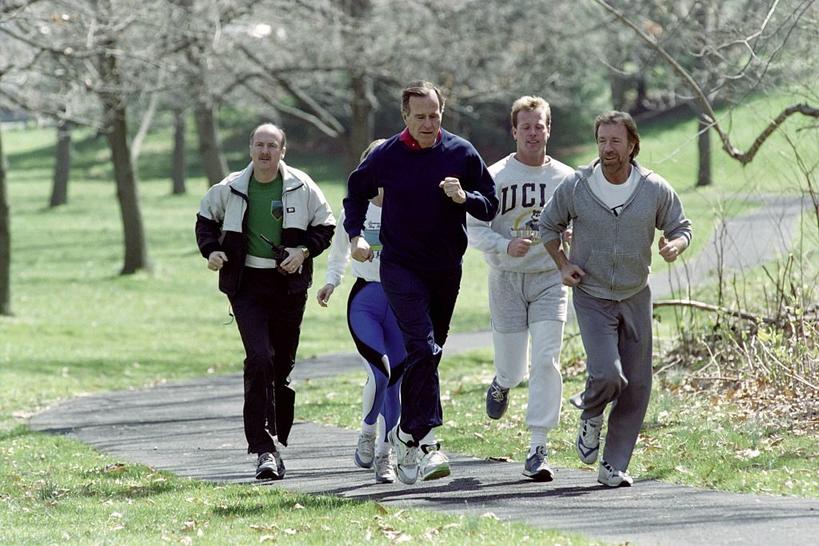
[354,431,377,469]
[576,414,604,464]
[522,445,554,482]
[598,459,633,487]
[419,443,451,481]
[387,427,419,485]
[373,451,396,484]
[255,451,284,480]
[486,377,510,419]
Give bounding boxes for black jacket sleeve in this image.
[195,213,223,259]
[302,223,335,258]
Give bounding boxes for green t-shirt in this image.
[246,174,284,258]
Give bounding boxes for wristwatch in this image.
[298,245,310,259]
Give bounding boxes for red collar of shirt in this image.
[399,128,442,150]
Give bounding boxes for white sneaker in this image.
[576,414,604,464]
[387,427,419,485]
[373,451,395,483]
[419,443,450,481]
[354,431,376,469]
[598,459,633,487]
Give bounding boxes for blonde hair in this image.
[511,96,551,129]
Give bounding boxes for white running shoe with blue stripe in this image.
[576,414,604,464]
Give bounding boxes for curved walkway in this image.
[31,196,818,545]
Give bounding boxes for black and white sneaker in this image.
[255,451,284,480]
[598,459,633,487]
[388,427,419,485]
[576,414,604,464]
[522,445,554,482]
[486,377,510,419]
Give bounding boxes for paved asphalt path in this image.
[31,196,818,545]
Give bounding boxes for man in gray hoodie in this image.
[539,111,692,487]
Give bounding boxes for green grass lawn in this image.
[1,89,816,543]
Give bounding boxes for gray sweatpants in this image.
[569,286,653,471]
[488,269,567,433]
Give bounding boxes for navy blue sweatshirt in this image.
[344,129,498,270]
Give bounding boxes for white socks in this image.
[529,428,548,455]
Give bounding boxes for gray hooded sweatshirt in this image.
[539,160,692,301]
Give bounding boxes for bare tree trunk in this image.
[105,105,150,274]
[49,121,72,207]
[347,72,374,172]
[0,125,11,315]
[98,22,150,274]
[171,108,186,194]
[194,102,227,186]
[609,74,630,111]
[696,113,712,187]
[341,0,375,172]
[179,0,226,187]
[693,1,712,187]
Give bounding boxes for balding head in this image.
[249,123,287,182]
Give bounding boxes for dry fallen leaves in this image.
[102,463,128,474]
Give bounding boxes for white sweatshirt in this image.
[467,153,574,273]
[324,205,382,286]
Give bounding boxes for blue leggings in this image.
[347,279,405,445]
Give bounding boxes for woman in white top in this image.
[316,140,404,483]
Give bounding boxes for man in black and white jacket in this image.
[196,123,335,481]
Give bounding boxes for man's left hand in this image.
[278,247,306,274]
[439,177,466,204]
[658,235,687,263]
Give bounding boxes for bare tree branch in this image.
[233,43,345,134]
[0,86,99,127]
[591,0,819,165]
[238,79,342,138]
[653,299,776,324]
[130,69,164,165]
[0,0,47,20]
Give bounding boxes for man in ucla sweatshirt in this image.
[468,96,574,483]
[343,81,498,484]
[539,111,692,487]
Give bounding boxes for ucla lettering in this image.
[501,183,550,214]
[501,186,516,215]
[522,183,536,207]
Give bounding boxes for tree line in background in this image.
[0,0,816,314]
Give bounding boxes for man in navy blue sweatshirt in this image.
[343,81,498,484]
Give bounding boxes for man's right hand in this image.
[207,251,228,271]
[507,238,532,257]
[559,262,586,287]
[351,236,373,262]
[316,284,334,307]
